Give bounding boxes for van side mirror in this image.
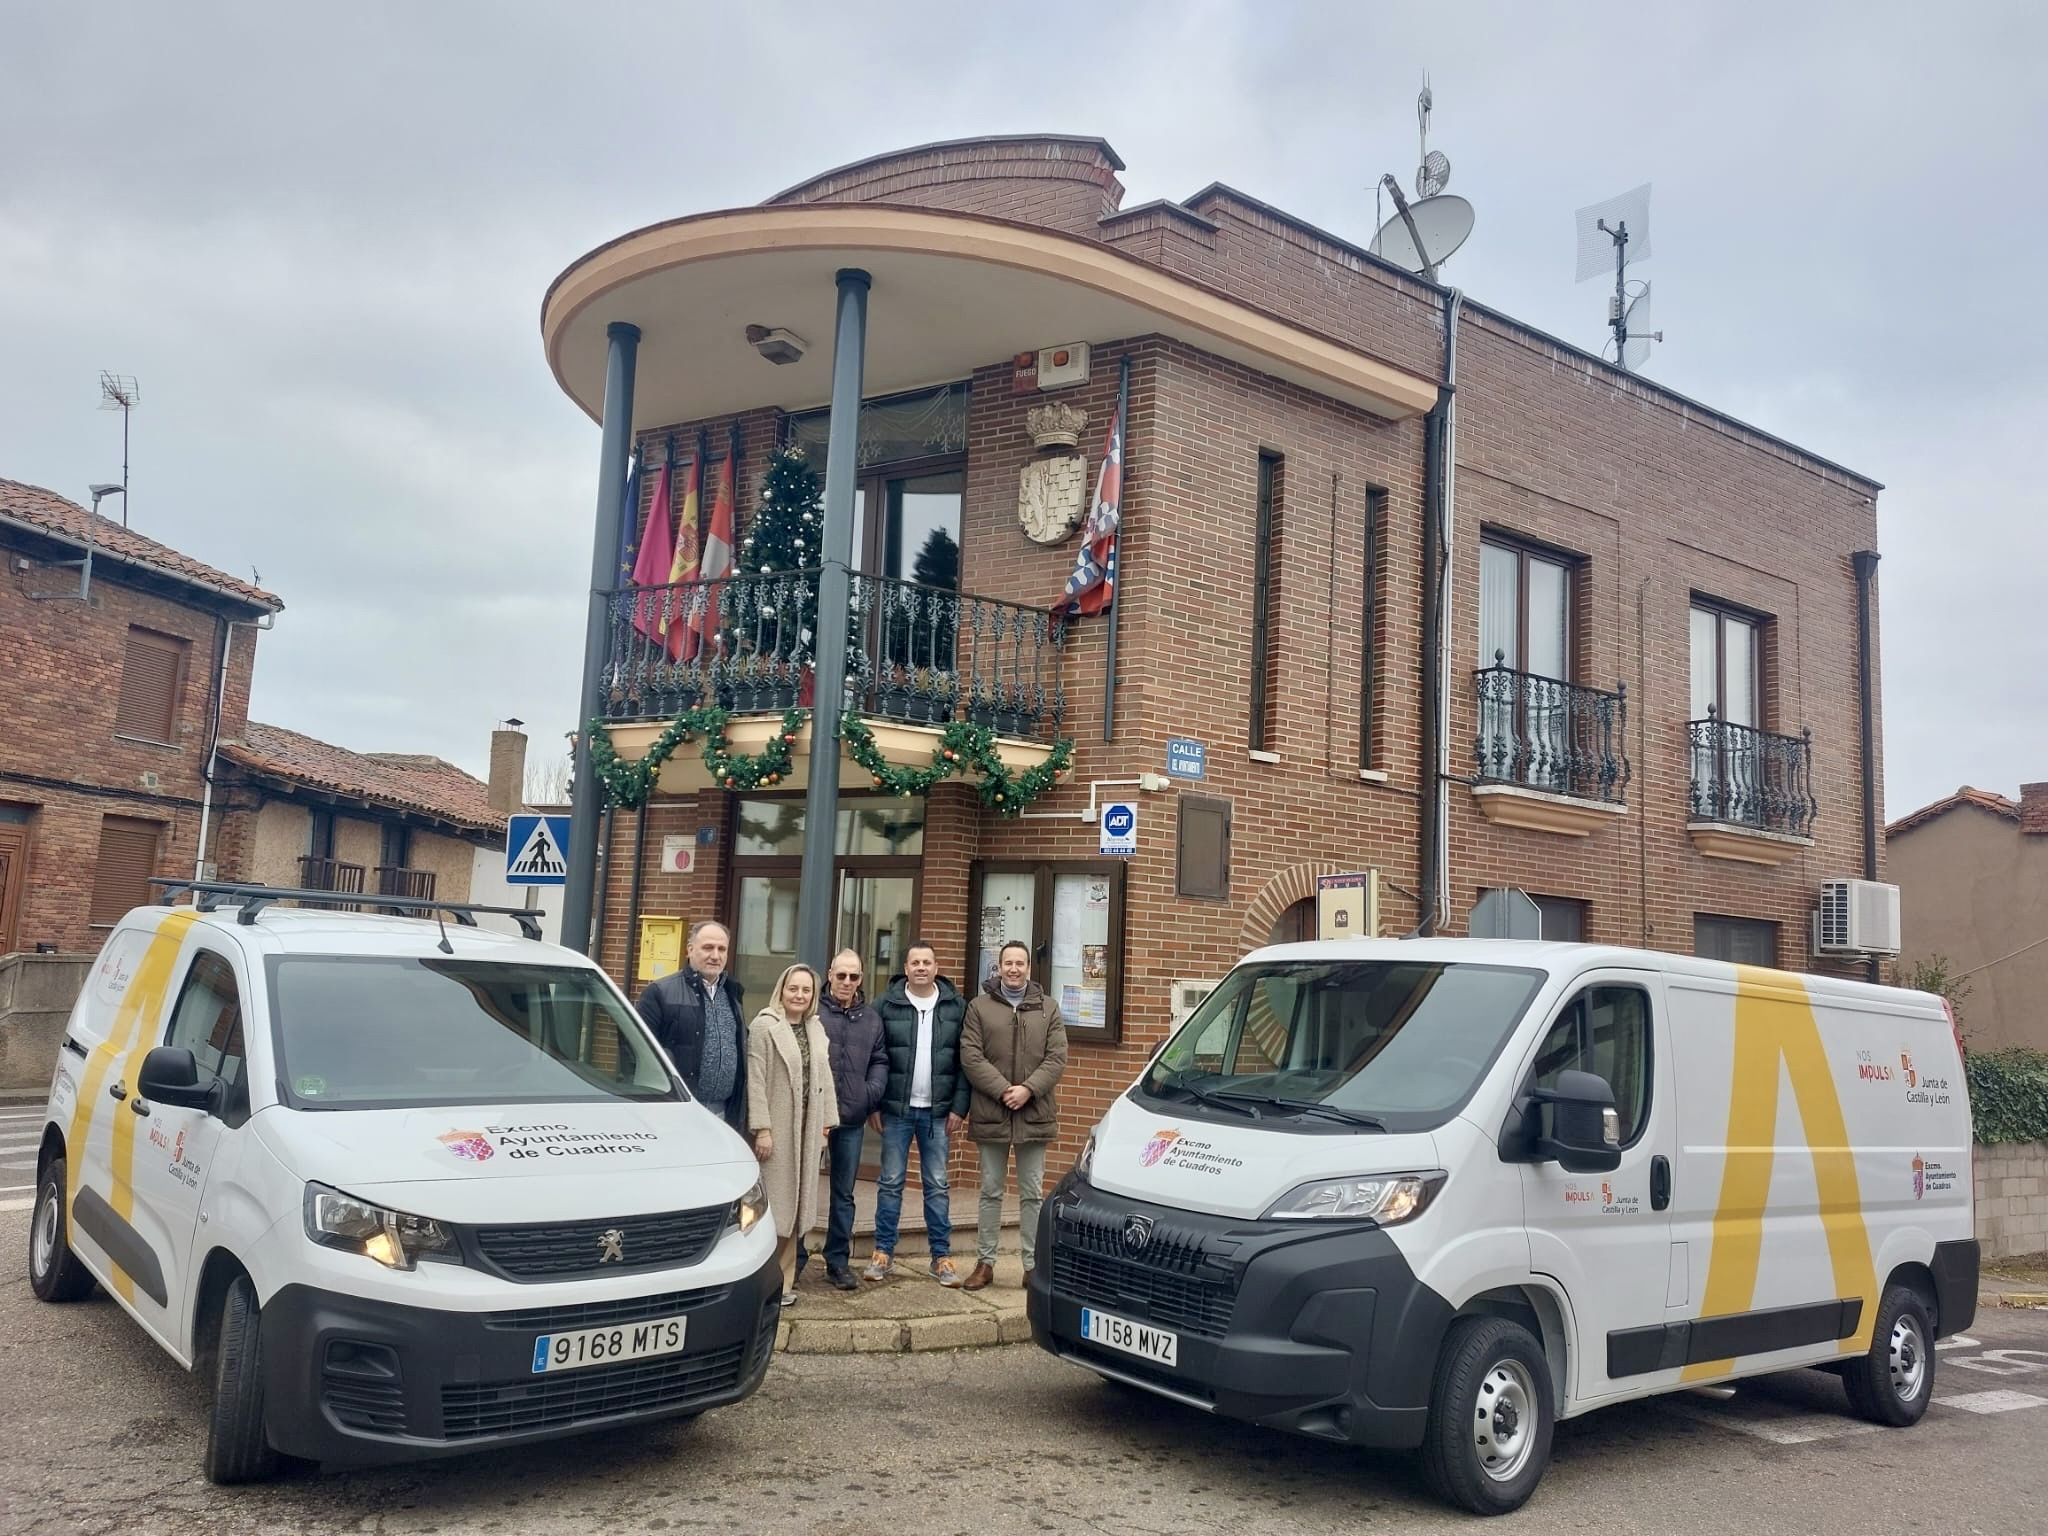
[137,1046,222,1113]
[1528,1069,1622,1174]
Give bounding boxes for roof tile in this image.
[221,722,499,836]
[0,477,280,609]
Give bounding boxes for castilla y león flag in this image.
[1055,394,1122,618]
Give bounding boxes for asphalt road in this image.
[0,1103,41,1206]
[4,1201,2045,1535]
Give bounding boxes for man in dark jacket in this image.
[864,939,970,1286]
[808,948,888,1290]
[634,920,748,1137]
[959,940,1068,1290]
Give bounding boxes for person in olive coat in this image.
[958,940,1068,1289]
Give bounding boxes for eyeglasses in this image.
[831,970,861,980]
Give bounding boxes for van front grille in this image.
[473,1205,728,1280]
[439,1344,746,1440]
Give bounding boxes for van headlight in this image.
[726,1175,770,1236]
[1263,1170,1446,1225]
[304,1183,462,1270]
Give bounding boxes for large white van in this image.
[28,888,780,1482]
[1028,939,1979,1515]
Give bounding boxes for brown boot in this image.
[962,1260,996,1291]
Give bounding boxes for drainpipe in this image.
[622,807,650,985]
[1853,548,1881,982]
[1418,287,1463,934]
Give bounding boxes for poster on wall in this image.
[1049,871,1112,1032]
[977,871,1036,988]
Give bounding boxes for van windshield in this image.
[267,956,679,1111]
[1139,960,1545,1133]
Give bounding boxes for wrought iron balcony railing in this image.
[1687,711,1816,836]
[600,569,1067,741]
[1473,658,1629,803]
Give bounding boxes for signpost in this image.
[1470,886,1542,940]
[1099,802,1138,857]
[1166,738,1207,780]
[506,815,571,886]
[1316,871,1378,940]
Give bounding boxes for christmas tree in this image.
[737,443,823,658]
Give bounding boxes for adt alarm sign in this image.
[1166,738,1207,780]
[1100,802,1138,857]
[506,815,571,886]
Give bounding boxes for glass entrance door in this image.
[837,873,917,986]
[734,874,801,1008]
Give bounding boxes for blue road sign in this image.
[506,815,571,886]
[1100,801,1138,856]
[1166,738,1207,779]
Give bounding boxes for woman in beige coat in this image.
[746,962,834,1305]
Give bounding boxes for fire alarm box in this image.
[637,915,683,982]
[1036,342,1090,390]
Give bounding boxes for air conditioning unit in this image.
[1169,978,1221,1028]
[1813,878,1901,956]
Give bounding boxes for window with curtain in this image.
[1479,536,1575,786]
[1694,913,1778,966]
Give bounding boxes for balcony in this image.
[1686,712,1816,865]
[598,569,1066,794]
[298,856,366,895]
[1469,661,1630,837]
[375,866,437,901]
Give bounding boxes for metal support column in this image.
[562,321,640,955]
[796,269,871,971]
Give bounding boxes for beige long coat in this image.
[745,1006,834,1238]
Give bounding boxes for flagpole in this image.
[1101,352,1132,743]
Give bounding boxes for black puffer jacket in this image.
[818,989,889,1127]
[873,975,970,1119]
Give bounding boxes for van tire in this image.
[28,1159,96,1303]
[1421,1316,1555,1516]
[1841,1284,1934,1428]
[203,1275,279,1484]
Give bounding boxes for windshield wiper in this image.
[1149,1069,1264,1119]
[1205,1091,1387,1131]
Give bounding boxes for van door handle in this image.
[63,1037,90,1060]
[107,1083,128,1102]
[1651,1155,1672,1212]
[130,1098,151,1116]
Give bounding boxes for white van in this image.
[27,888,780,1482]
[1028,939,1979,1515]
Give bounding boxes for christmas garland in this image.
[586,705,1074,816]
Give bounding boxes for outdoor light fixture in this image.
[745,324,808,365]
[88,483,124,516]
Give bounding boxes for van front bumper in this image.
[1028,1174,1452,1449]
[258,1251,783,1466]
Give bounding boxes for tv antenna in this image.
[1574,185,1661,371]
[98,372,140,526]
[1370,76,1474,282]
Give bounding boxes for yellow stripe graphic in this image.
[64,911,198,1304]
[1682,965,1878,1381]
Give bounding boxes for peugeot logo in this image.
[596,1227,626,1264]
[1122,1214,1155,1254]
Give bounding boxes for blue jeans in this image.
[799,1126,868,1272]
[873,1108,950,1260]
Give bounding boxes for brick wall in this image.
[0,547,261,953]
[768,135,1125,242]
[1976,1142,2048,1260]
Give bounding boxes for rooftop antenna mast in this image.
[98,372,139,526]
[1574,185,1661,371]
[1370,75,1474,283]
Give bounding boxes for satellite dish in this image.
[1371,193,1475,277]
[1416,149,1452,199]
[1622,284,1661,369]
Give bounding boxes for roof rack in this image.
[149,879,548,943]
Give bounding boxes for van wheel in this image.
[28,1158,96,1303]
[203,1275,279,1484]
[1841,1285,1934,1427]
[1421,1316,1555,1516]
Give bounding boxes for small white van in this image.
[28,888,781,1482]
[1028,939,1979,1515]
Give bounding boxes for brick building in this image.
[539,134,1887,1184]
[0,478,278,955]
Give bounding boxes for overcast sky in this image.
[3,2,2041,819]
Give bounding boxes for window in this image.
[1359,488,1386,770]
[1176,795,1232,900]
[1690,601,1761,729]
[1531,896,1586,942]
[164,950,249,1120]
[90,816,161,926]
[115,628,188,745]
[1267,897,1315,945]
[1529,985,1653,1147]
[969,861,1127,1043]
[1695,913,1778,967]
[1480,537,1572,682]
[1249,453,1283,751]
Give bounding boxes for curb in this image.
[1992,1291,2048,1309]
[775,1299,1032,1354]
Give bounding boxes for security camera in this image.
[745,324,808,366]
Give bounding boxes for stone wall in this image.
[1976,1140,2048,1259]
[0,952,89,1090]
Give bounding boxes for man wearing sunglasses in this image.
[810,949,889,1290]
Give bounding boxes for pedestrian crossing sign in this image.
[506,815,571,886]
